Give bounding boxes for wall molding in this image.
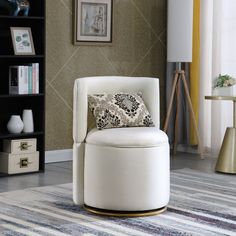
[45,149,72,163]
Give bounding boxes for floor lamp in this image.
[164,0,203,158]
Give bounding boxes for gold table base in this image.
[215,127,236,174]
[84,204,167,217]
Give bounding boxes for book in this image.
[32,63,39,94]
[35,63,39,94]
[9,64,39,95]
[9,66,28,94]
[23,66,29,93]
[28,66,33,94]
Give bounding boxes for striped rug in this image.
[0,168,235,236]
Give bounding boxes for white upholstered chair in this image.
[73,76,170,216]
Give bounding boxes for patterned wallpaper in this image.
[46,0,167,150]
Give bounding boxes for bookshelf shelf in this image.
[0,131,44,139]
[0,15,44,20]
[0,1,45,175]
[0,55,44,59]
[0,94,44,98]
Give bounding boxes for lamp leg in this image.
[180,72,204,159]
[174,78,181,155]
[164,72,179,132]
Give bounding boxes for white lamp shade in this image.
[167,0,193,62]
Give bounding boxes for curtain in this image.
[199,0,236,154]
[190,0,200,146]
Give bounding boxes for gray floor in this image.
[0,152,217,193]
[0,161,72,193]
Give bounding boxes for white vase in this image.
[213,86,236,96]
[22,109,34,133]
[7,115,24,134]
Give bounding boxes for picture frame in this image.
[74,0,113,45]
[10,27,35,55]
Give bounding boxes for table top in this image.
[205,96,236,101]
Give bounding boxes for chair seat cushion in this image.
[86,127,168,148]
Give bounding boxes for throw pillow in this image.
[88,92,154,130]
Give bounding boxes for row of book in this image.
[9,63,39,94]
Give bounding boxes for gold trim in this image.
[84,204,167,217]
[205,95,236,101]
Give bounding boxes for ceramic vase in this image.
[7,115,24,134]
[22,109,34,133]
[213,86,236,96]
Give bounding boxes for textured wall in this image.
[46,0,167,150]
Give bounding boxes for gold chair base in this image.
[215,127,236,174]
[84,204,167,217]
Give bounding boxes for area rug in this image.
[0,169,235,236]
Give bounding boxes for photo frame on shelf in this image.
[74,0,113,45]
[10,27,35,55]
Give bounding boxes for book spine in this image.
[32,63,36,94]
[28,66,33,94]
[18,66,25,94]
[18,66,28,94]
[9,66,18,94]
[35,63,39,94]
[23,66,28,94]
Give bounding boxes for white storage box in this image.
[3,138,37,154]
[0,151,39,174]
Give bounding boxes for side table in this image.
[205,96,236,174]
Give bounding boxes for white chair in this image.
[73,76,170,216]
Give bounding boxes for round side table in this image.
[205,96,236,174]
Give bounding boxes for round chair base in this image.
[84,204,167,217]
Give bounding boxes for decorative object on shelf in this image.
[213,74,236,96]
[22,109,34,133]
[0,138,38,174]
[74,0,113,45]
[10,27,35,55]
[7,115,24,134]
[0,0,30,16]
[3,138,36,154]
[0,151,39,174]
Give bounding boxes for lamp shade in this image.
[167,0,193,62]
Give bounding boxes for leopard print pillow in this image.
[88,92,154,130]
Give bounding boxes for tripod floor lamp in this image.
[164,0,203,158]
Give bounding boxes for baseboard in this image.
[174,144,214,158]
[45,149,72,163]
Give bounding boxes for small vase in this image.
[22,109,34,133]
[7,115,24,134]
[213,86,236,96]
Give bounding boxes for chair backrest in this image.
[73,76,160,143]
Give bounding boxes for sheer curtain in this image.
[199,0,236,155]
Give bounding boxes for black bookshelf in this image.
[0,0,45,175]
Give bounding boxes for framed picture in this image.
[74,0,113,45]
[10,27,35,55]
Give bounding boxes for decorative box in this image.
[3,138,37,154]
[0,151,39,174]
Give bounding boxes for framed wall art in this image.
[74,0,113,45]
[10,27,35,55]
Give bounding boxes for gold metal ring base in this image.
[84,204,167,217]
